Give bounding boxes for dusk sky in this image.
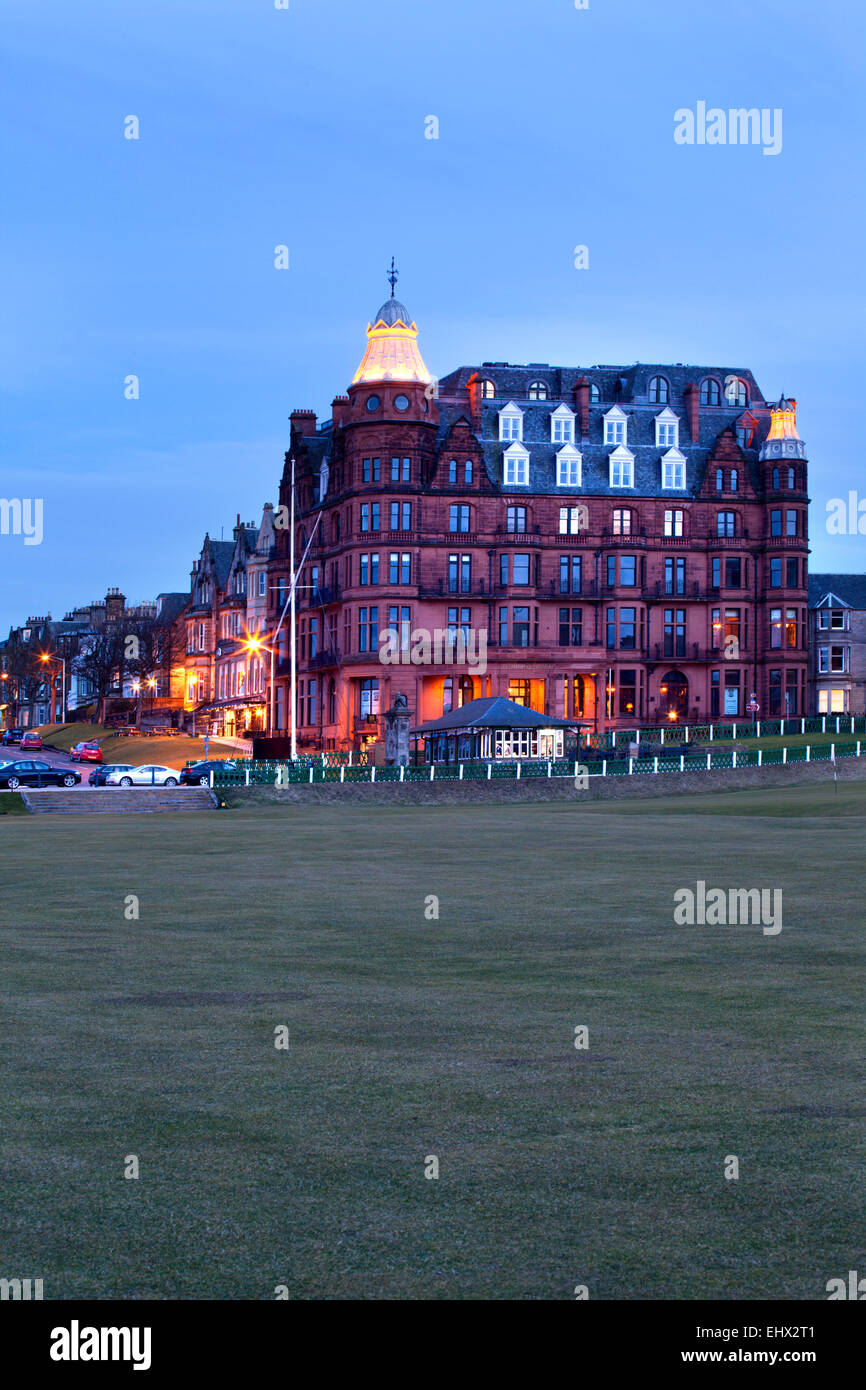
[2,0,864,631]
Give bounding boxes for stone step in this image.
[20,788,217,815]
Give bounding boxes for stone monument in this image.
[384,692,411,767]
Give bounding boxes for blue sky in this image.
[2,0,864,630]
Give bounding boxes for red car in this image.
[70,741,103,764]
[19,731,43,750]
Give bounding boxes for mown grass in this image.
[0,783,863,1300]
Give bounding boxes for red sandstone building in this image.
[268,280,809,751]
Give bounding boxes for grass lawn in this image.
[0,783,863,1300]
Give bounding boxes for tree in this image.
[72,626,126,724]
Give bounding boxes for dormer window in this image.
[503,443,530,486]
[649,376,670,405]
[528,381,548,400]
[589,384,600,403]
[551,405,575,445]
[499,402,524,442]
[479,378,496,399]
[724,377,748,407]
[661,448,686,489]
[556,445,582,487]
[609,445,634,488]
[603,406,627,446]
[655,407,679,449]
[700,377,721,406]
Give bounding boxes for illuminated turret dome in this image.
[351,260,433,386]
[759,395,806,460]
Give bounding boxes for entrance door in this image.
[659,670,689,719]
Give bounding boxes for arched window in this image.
[787,467,796,489]
[572,675,585,718]
[772,467,780,490]
[700,378,721,406]
[458,675,475,706]
[528,381,548,400]
[715,468,724,492]
[724,377,748,407]
[479,379,496,399]
[443,677,453,713]
[730,469,738,492]
[649,376,669,404]
[659,671,689,719]
[589,383,600,403]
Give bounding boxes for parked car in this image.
[70,741,103,763]
[88,764,135,787]
[19,731,43,750]
[105,764,181,787]
[0,759,81,789]
[180,759,237,786]
[1,728,24,745]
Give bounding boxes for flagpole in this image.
[290,453,297,761]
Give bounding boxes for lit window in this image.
[664,509,683,537]
[613,508,633,536]
[559,507,584,534]
[479,379,496,399]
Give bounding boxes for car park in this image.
[104,764,181,787]
[0,759,81,789]
[88,764,135,786]
[179,759,237,786]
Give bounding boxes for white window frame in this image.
[503,443,530,487]
[609,445,634,488]
[654,407,680,449]
[661,447,686,490]
[603,406,628,446]
[499,402,524,442]
[556,445,582,487]
[551,405,575,445]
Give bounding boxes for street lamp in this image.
[39,652,66,725]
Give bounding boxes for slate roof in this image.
[436,362,773,499]
[207,540,236,590]
[155,593,190,626]
[808,574,866,610]
[412,695,581,734]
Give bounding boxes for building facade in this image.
[270,284,810,751]
[808,575,866,715]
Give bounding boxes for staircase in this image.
[21,787,218,815]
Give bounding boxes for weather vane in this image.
[387,256,399,298]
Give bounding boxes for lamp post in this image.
[39,653,66,724]
[131,680,141,726]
